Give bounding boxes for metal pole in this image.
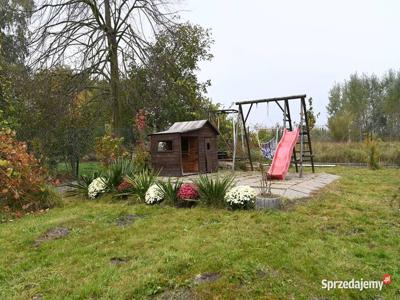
[232,116,238,171]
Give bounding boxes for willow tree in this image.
[29,0,177,135]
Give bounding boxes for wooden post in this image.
[285,99,299,172]
[238,104,254,171]
[302,97,315,173]
[299,102,304,178]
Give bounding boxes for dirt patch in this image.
[34,227,70,247]
[193,272,220,284]
[155,287,196,300]
[110,257,130,265]
[255,269,279,278]
[116,214,143,226]
[256,270,268,278]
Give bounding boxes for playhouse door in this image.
[181,136,199,174]
[205,137,213,173]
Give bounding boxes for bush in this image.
[364,138,380,170]
[158,179,182,206]
[95,132,129,166]
[36,185,63,209]
[225,186,257,210]
[234,160,248,171]
[66,171,100,198]
[195,174,235,208]
[105,158,136,190]
[133,144,151,172]
[124,170,159,202]
[0,128,61,211]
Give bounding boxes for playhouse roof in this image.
[150,120,219,135]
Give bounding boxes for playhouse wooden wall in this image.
[149,124,218,177]
[150,133,181,176]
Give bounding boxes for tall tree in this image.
[29,0,178,135]
[0,0,33,64]
[0,0,33,129]
[327,70,400,141]
[126,23,213,132]
[18,67,103,172]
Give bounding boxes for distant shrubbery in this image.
[327,71,400,142]
[313,141,400,166]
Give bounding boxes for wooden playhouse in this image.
[149,120,219,176]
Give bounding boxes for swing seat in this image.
[260,138,277,160]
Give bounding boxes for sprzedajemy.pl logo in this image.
[321,274,392,291]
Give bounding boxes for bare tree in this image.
[29,0,178,134]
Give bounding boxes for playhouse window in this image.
[158,141,173,152]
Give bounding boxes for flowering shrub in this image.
[88,177,107,199]
[145,184,164,204]
[178,183,199,200]
[225,186,257,209]
[117,180,133,192]
[0,128,49,210]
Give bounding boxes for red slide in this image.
[267,128,300,180]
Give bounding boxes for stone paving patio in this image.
[161,171,340,200]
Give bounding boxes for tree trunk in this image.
[104,0,121,136]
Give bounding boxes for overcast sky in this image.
[181,0,400,127]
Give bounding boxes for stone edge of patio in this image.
[161,171,341,200]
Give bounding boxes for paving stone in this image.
[284,189,309,199]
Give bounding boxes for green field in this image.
[0,167,399,299]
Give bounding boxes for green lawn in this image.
[56,161,102,177]
[0,167,399,299]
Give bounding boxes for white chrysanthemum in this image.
[225,186,257,208]
[145,184,164,204]
[88,177,107,199]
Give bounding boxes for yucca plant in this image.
[124,169,159,202]
[66,171,103,198]
[195,174,235,208]
[157,179,182,206]
[105,158,136,190]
